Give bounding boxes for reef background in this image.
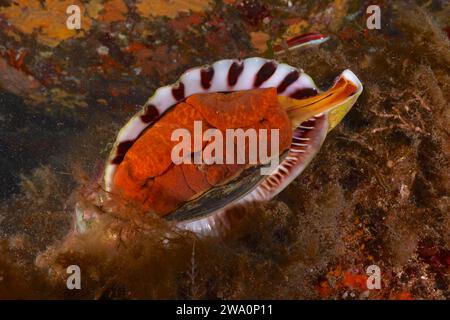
[0,0,448,299]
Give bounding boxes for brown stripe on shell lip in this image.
[254,61,277,87]
[228,61,244,86]
[172,82,185,100]
[277,70,300,94]
[140,104,160,123]
[111,139,136,164]
[289,87,317,99]
[200,66,214,89]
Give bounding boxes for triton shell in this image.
[92,57,362,235]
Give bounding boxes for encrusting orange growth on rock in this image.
[113,88,292,216]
